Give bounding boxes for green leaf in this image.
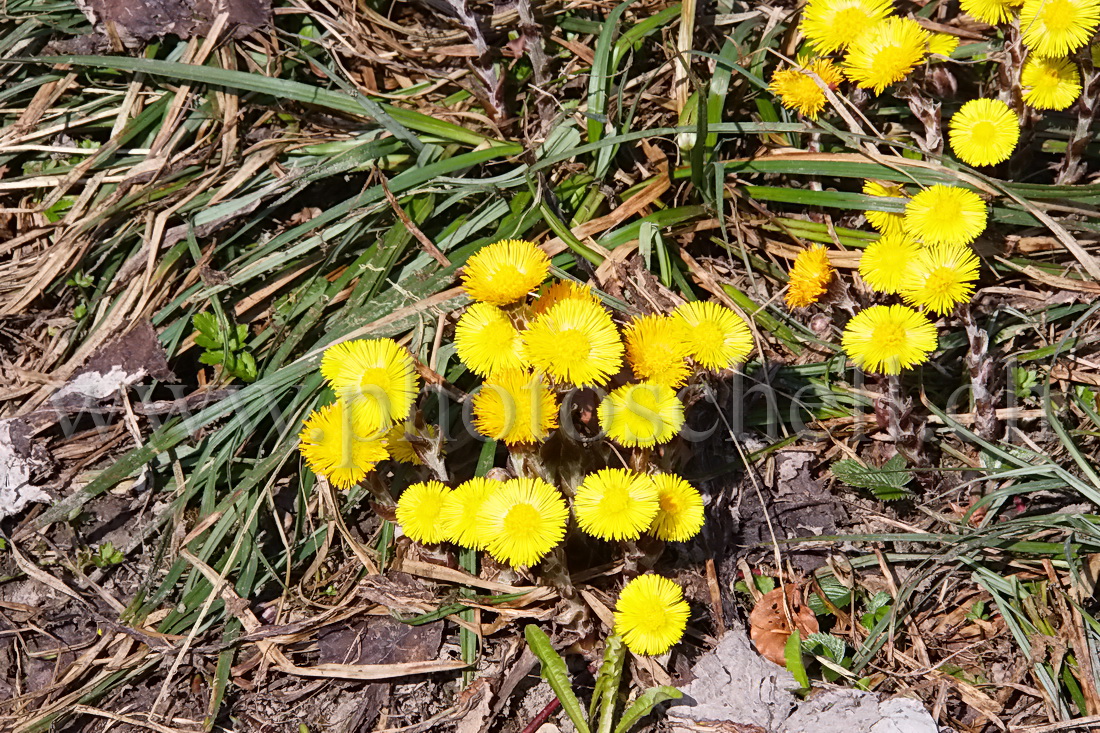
[233,352,258,382]
[802,632,847,664]
[523,625,591,733]
[612,686,682,733]
[590,635,626,733]
[785,630,810,690]
[830,455,912,500]
[193,312,218,339]
[807,573,851,615]
[198,350,225,366]
[194,334,220,350]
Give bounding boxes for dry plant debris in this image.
[2,0,1100,731]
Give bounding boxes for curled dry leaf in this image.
[748,585,820,667]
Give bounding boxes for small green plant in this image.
[90,542,124,568]
[1013,367,1040,399]
[524,625,681,733]
[193,311,258,383]
[860,591,894,630]
[831,455,912,501]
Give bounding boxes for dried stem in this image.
[516,0,554,138]
[440,0,505,120]
[878,375,929,469]
[961,304,1000,442]
[1057,51,1099,184]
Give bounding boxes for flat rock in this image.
[668,626,938,733]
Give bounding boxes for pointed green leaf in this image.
[590,635,626,733]
[523,625,591,733]
[612,686,682,733]
[831,455,912,501]
[198,350,224,366]
[785,629,810,690]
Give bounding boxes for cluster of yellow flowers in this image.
[786,180,988,374]
[395,468,704,566]
[768,0,1094,166]
[296,238,760,656]
[456,238,753,447]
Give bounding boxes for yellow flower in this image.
[785,244,835,308]
[800,0,894,53]
[1020,0,1100,57]
[624,315,693,388]
[961,0,1024,24]
[321,338,420,435]
[531,279,601,316]
[396,480,451,545]
[904,185,987,246]
[863,180,908,236]
[842,304,938,374]
[1022,56,1082,109]
[454,302,526,377]
[948,98,1020,167]
[574,469,660,541]
[598,382,684,447]
[673,301,753,370]
[899,243,981,315]
[461,239,550,306]
[440,477,501,549]
[843,17,930,94]
[479,477,568,567]
[384,421,425,465]
[928,33,960,56]
[472,369,558,445]
[648,473,705,542]
[768,58,845,119]
[613,574,691,656]
[858,232,922,294]
[521,299,624,387]
[299,401,389,489]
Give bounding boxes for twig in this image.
[519,698,561,733]
[379,175,451,267]
[1057,50,1099,184]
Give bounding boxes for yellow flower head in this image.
[598,382,684,448]
[613,574,691,656]
[574,468,660,541]
[521,299,624,387]
[1020,0,1100,57]
[904,185,987,246]
[299,400,389,489]
[843,17,930,94]
[842,304,938,375]
[858,232,922,294]
[624,315,693,388]
[384,421,433,465]
[899,243,981,315]
[472,369,558,445]
[396,480,451,545]
[673,301,753,370]
[785,244,835,308]
[949,98,1020,167]
[479,477,568,567]
[531,279,601,316]
[928,33,960,56]
[454,303,526,377]
[1022,56,1082,109]
[648,473,705,542]
[768,58,845,119]
[800,0,894,53]
[441,477,501,549]
[320,338,420,435]
[863,180,908,236]
[961,0,1024,24]
[461,239,550,306]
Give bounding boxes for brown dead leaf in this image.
[749,585,819,667]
